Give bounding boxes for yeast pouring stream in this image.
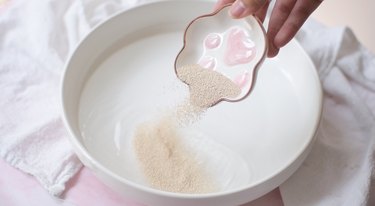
[132,25,258,193]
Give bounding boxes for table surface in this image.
[1,0,372,205]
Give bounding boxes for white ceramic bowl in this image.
[61,1,322,206]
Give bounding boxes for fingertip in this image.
[267,49,279,57]
[274,32,291,48]
[267,43,279,57]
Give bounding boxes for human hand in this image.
[214,0,323,57]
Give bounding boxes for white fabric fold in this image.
[0,0,147,196]
[280,20,375,206]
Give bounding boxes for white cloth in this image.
[280,20,375,206]
[0,0,374,204]
[0,0,147,196]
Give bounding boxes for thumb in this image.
[230,0,267,18]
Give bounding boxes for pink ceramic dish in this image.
[175,4,268,105]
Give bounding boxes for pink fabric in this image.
[0,158,283,206]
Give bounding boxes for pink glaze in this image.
[204,33,221,49]
[0,158,283,206]
[224,27,256,66]
[198,56,217,70]
[0,158,144,206]
[234,71,251,88]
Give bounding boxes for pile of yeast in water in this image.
[133,64,241,194]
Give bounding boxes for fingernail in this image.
[230,0,246,18]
